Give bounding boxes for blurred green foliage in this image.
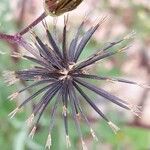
[0,0,150,150]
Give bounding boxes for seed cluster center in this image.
[59,64,75,80]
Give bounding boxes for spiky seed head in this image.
[6,16,148,150]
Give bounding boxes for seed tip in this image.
[66,135,71,148]
[11,52,23,58]
[45,133,52,150]
[29,126,36,139]
[138,83,150,89]
[81,140,88,150]
[62,105,67,116]
[3,71,19,86]
[123,31,136,40]
[26,113,35,127]
[128,104,142,118]
[108,121,120,134]
[8,92,19,101]
[90,128,98,141]
[8,107,19,118]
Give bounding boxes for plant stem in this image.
[0,33,21,43]
[19,12,47,35]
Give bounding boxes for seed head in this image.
[7,16,149,149]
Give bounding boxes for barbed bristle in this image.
[26,113,35,127]
[94,15,109,28]
[42,19,48,30]
[8,107,19,118]
[45,133,52,150]
[62,105,67,116]
[123,31,136,40]
[8,92,19,101]
[66,135,71,148]
[64,14,69,26]
[128,104,142,118]
[138,83,150,89]
[117,44,132,53]
[3,71,15,76]
[90,128,98,141]
[29,29,37,44]
[3,71,19,86]
[108,121,120,134]
[29,126,37,139]
[81,140,88,150]
[11,52,24,59]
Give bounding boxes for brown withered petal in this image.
[44,0,83,16]
[6,16,148,150]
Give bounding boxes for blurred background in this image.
[0,0,150,150]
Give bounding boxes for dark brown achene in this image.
[44,0,83,16]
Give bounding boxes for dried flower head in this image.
[6,16,149,149]
[44,0,83,16]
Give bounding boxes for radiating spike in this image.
[29,126,37,139]
[71,82,98,142]
[66,135,71,148]
[73,81,109,122]
[8,107,19,118]
[108,121,120,134]
[62,15,68,60]
[73,74,150,90]
[74,78,130,110]
[74,22,100,61]
[26,113,35,127]
[45,133,52,150]
[8,92,19,101]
